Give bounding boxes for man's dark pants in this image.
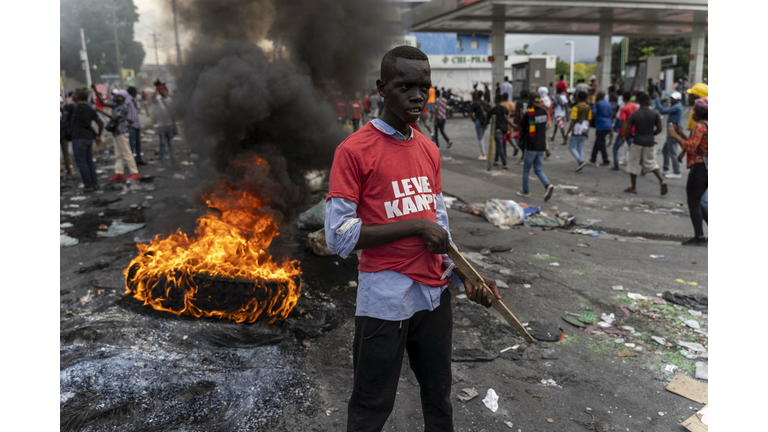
[128,126,144,163]
[434,119,451,147]
[590,130,610,164]
[347,288,453,432]
[72,138,98,188]
[493,129,507,168]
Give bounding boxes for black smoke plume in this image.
[171,0,396,222]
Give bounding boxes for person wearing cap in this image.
[653,90,684,178]
[97,89,140,182]
[685,83,708,133]
[517,93,554,201]
[668,97,708,246]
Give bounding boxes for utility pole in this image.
[151,32,160,65]
[79,28,92,87]
[171,0,182,66]
[565,40,575,89]
[112,1,123,86]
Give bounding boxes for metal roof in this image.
[404,0,708,38]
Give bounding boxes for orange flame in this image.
[124,157,301,323]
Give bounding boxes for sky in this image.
[132,0,623,67]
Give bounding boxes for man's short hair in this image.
[503,93,509,101]
[127,86,137,96]
[476,90,483,99]
[637,92,650,105]
[494,94,503,104]
[435,89,441,97]
[693,105,708,120]
[504,76,509,81]
[519,89,529,100]
[560,75,565,80]
[623,91,632,100]
[577,91,587,101]
[608,86,615,93]
[381,46,428,80]
[74,88,89,101]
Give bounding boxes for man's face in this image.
[115,95,125,104]
[159,87,169,97]
[688,94,697,105]
[377,58,431,124]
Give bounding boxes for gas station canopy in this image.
[404,0,708,38]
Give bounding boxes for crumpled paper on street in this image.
[481,388,499,412]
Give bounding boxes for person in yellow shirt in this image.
[685,83,708,133]
[427,86,436,115]
[565,91,592,171]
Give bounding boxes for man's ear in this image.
[376,79,386,99]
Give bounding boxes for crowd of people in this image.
[60,80,180,191]
[342,71,708,246]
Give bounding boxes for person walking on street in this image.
[550,87,569,144]
[123,86,146,165]
[63,88,104,191]
[500,93,516,156]
[538,86,554,159]
[556,75,568,94]
[612,91,638,170]
[623,93,667,195]
[517,93,554,201]
[325,46,501,432]
[432,90,453,149]
[587,76,597,104]
[60,98,74,177]
[668,97,708,246]
[99,89,140,182]
[470,91,488,160]
[483,83,491,103]
[653,90,684,178]
[590,91,612,166]
[501,76,513,102]
[565,91,591,171]
[427,86,436,114]
[348,96,363,132]
[369,90,380,119]
[486,94,510,170]
[153,81,177,166]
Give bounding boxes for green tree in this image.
[60,0,145,85]
[514,44,532,55]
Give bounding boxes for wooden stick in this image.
[448,244,535,343]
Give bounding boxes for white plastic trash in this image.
[482,388,499,412]
[483,199,524,227]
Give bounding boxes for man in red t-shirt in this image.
[333,92,348,126]
[556,74,568,93]
[325,45,500,431]
[348,97,363,132]
[615,91,639,170]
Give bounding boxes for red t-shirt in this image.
[619,102,639,137]
[348,100,362,119]
[556,81,567,92]
[327,123,445,287]
[334,99,348,117]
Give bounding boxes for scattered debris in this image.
[684,320,701,330]
[457,388,479,402]
[306,228,334,257]
[651,336,666,345]
[649,254,664,259]
[675,278,698,286]
[60,210,85,217]
[172,173,186,180]
[695,362,708,381]
[617,349,637,357]
[452,348,497,362]
[665,374,708,404]
[627,293,648,300]
[525,389,543,399]
[579,309,595,325]
[688,309,703,317]
[484,199,524,227]
[96,220,146,238]
[504,421,514,428]
[562,316,587,328]
[681,404,709,432]
[665,364,678,372]
[540,379,562,388]
[77,262,110,274]
[297,199,326,230]
[662,291,708,313]
[547,418,554,423]
[70,196,88,201]
[348,281,357,288]
[60,222,73,228]
[60,234,79,247]
[549,262,560,267]
[482,388,499,412]
[612,285,624,291]
[526,321,563,341]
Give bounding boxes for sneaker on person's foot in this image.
[599,162,611,167]
[513,148,519,156]
[447,140,453,149]
[109,174,125,182]
[611,166,620,171]
[516,191,531,198]
[574,161,588,172]
[665,173,682,179]
[493,162,500,167]
[127,173,141,181]
[478,155,487,160]
[660,183,668,195]
[517,159,524,165]
[544,184,554,201]
[681,237,707,246]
